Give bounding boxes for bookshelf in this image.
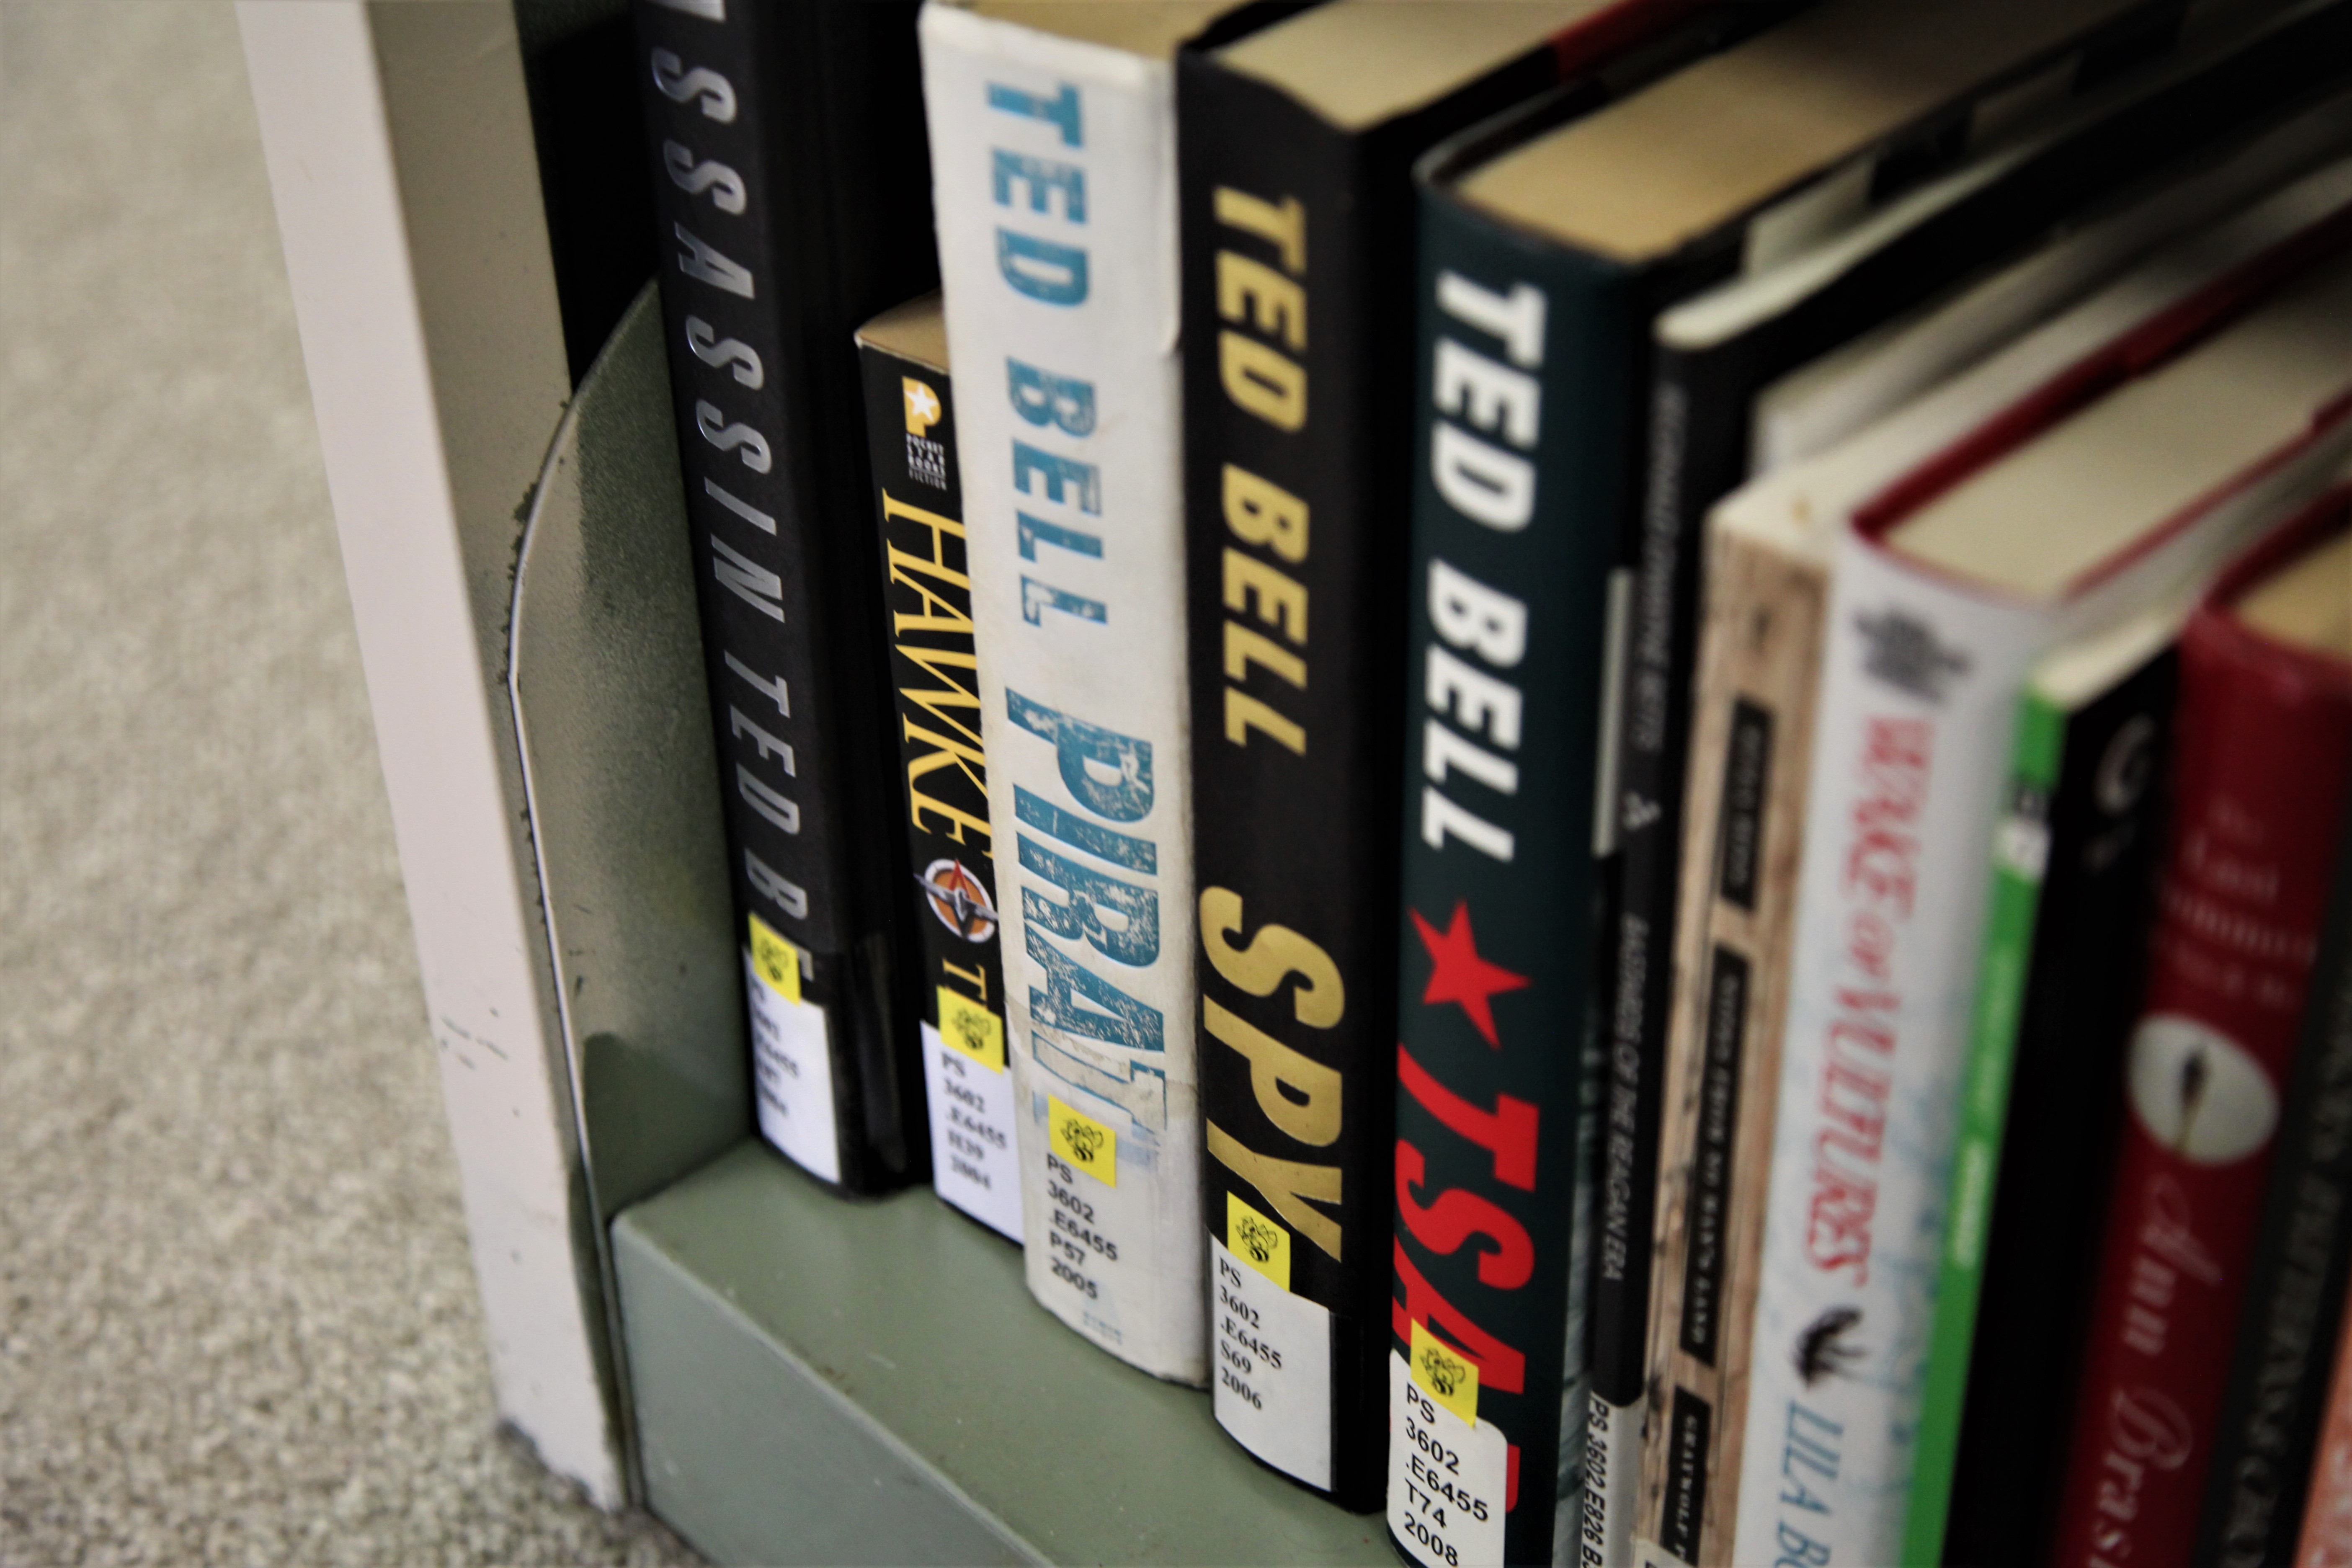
[238,2,1395,1559]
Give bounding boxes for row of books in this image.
[621,0,2352,1563]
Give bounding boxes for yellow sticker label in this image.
[1047,1095,1116,1186]
[937,988,1005,1072]
[1226,1192,1291,1291]
[748,914,801,1003]
[1411,1319,1479,1427]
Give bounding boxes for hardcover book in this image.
[1376,2,2185,1561]
[630,0,938,1192]
[1602,15,2352,1555]
[2196,524,2352,1568]
[857,295,1022,1243]
[1905,606,2182,1567]
[1740,250,2352,1568]
[2050,495,2352,1568]
[1640,139,2352,1568]
[918,0,1272,1384]
[1174,0,1741,1510]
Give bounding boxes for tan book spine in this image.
[2300,1249,2352,1566]
[1634,516,1829,1568]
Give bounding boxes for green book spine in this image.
[1901,688,2064,1565]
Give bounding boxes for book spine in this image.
[2050,590,2352,1568]
[1176,54,1393,1506]
[2201,817,2352,1567]
[1901,685,2066,1564]
[1924,648,2178,1567]
[1634,522,1831,1568]
[2303,1284,2352,1568]
[630,0,929,1194]
[1586,323,1745,1568]
[920,10,1204,1383]
[859,335,1023,1243]
[1732,533,2056,1568]
[1386,186,1629,1568]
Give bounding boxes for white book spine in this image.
[1731,531,2049,1566]
[921,5,1204,1383]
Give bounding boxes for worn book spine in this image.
[1635,522,1832,1568]
[1384,177,1631,1568]
[1731,531,2058,1568]
[857,318,1022,1243]
[2049,509,2352,1568]
[1905,649,2175,1568]
[2201,767,2352,1568]
[630,0,934,1194]
[920,6,1204,1383]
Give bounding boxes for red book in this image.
[2050,490,2352,1568]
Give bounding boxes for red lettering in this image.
[1392,1239,1526,1394]
[1395,1140,1534,1288]
[1397,1043,1538,1191]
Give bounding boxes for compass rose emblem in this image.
[918,858,998,944]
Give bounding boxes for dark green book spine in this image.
[1386,179,1637,1568]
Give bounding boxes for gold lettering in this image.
[1225,688,1305,754]
[1212,187,1305,274]
[1208,1121,1340,1259]
[1216,252,1305,349]
[1198,887,1344,1028]
[1222,464,1308,562]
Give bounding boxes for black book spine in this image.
[1177,40,1565,1512]
[1387,178,1635,1568]
[629,0,935,1194]
[1178,60,1394,1513]
[857,325,1021,1242]
[1941,652,2175,1566]
[2195,809,2352,1568]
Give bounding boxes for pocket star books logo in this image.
[901,375,948,490]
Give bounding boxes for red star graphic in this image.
[1411,900,1529,1048]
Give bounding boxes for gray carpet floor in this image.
[0,5,701,1562]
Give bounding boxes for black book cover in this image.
[1178,7,1746,1512]
[2194,806,2352,1568]
[1603,0,2352,1470]
[629,0,937,1194]
[856,302,1020,1242]
[1942,650,2177,1567]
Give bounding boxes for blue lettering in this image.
[1007,360,1096,435]
[1026,926,1163,1052]
[1018,834,1158,966]
[996,230,1088,305]
[1018,513,1102,563]
[1013,785,1155,873]
[1005,690,1153,823]
[985,81,1081,147]
[1012,442,1100,513]
[992,151,1085,222]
